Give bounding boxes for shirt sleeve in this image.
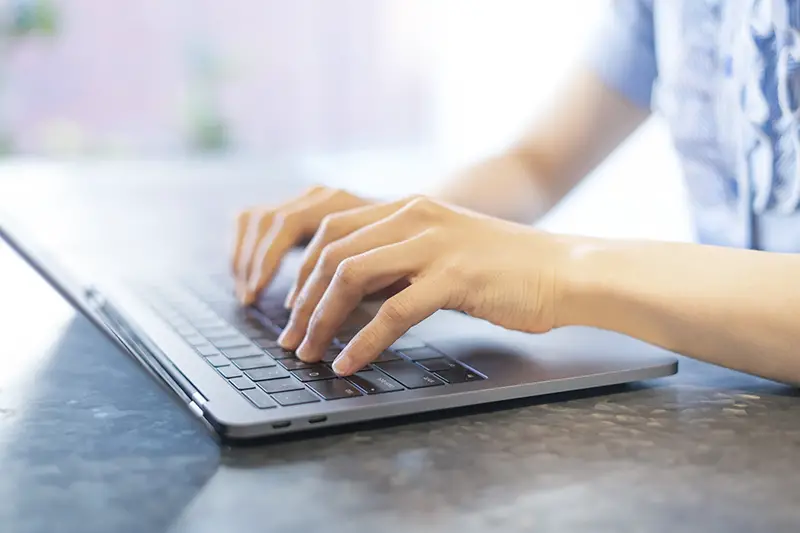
[584,0,658,110]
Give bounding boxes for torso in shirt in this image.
[652,0,800,251]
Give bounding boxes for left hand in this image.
[277,196,572,376]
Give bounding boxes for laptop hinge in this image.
[86,286,209,407]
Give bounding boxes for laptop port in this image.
[308,416,327,424]
[272,421,291,429]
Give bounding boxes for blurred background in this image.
[0,0,691,239]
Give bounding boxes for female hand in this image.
[275,195,573,376]
[232,186,372,304]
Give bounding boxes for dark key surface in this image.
[258,377,305,394]
[253,335,280,349]
[307,379,363,400]
[217,365,243,379]
[233,355,276,370]
[322,348,342,363]
[278,358,314,370]
[271,389,320,406]
[212,336,254,350]
[293,365,337,382]
[245,366,289,381]
[417,357,460,373]
[264,347,297,360]
[229,376,256,390]
[270,315,290,329]
[242,387,277,409]
[204,354,231,368]
[374,361,443,389]
[399,346,445,361]
[222,345,265,359]
[348,371,404,394]
[390,334,426,351]
[436,367,484,383]
[374,351,402,363]
[195,344,221,357]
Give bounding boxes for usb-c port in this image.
[308,416,327,424]
[272,421,291,429]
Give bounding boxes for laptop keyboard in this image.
[144,277,485,409]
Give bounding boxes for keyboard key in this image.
[239,325,267,338]
[436,367,484,384]
[253,335,280,349]
[195,344,221,357]
[270,315,290,329]
[389,334,426,351]
[264,347,296,360]
[222,345,265,359]
[271,389,320,406]
[176,325,198,337]
[245,366,289,381]
[307,379,363,400]
[183,334,208,346]
[212,336,254,350]
[293,365,336,382]
[233,355,276,370]
[374,361,443,389]
[399,346,444,361]
[217,365,243,379]
[229,376,256,390]
[262,306,291,322]
[243,388,277,409]
[374,351,402,363]
[417,358,459,373]
[322,348,342,363]
[278,358,314,370]
[200,326,240,339]
[205,355,231,368]
[348,371,404,394]
[258,377,305,394]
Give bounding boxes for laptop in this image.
[0,170,678,442]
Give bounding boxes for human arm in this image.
[560,240,800,385]
[277,200,800,385]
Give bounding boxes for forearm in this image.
[559,239,800,384]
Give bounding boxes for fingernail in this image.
[332,354,351,375]
[296,341,313,362]
[278,326,300,350]
[284,286,296,309]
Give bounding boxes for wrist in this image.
[553,237,620,330]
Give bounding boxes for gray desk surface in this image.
[0,161,799,533]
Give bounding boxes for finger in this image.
[232,209,253,276]
[238,187,327,288]
[286,197,417,308]
[333,276,447,375]
[290,235,432,362]
[279,210,422,350]
[243,188,365,304]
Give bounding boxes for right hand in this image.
[232,186,374,305]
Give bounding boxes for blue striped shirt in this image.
[588,0,800,251]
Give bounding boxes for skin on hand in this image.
[233,187,572,376]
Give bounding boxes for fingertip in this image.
[332,354,354,376]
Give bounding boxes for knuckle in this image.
[405,196,441,218]
[379,298,409,325]
[318,245,343,276]
[303,184,328,196]
[333,257,361,288]
[318,213,344,237]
